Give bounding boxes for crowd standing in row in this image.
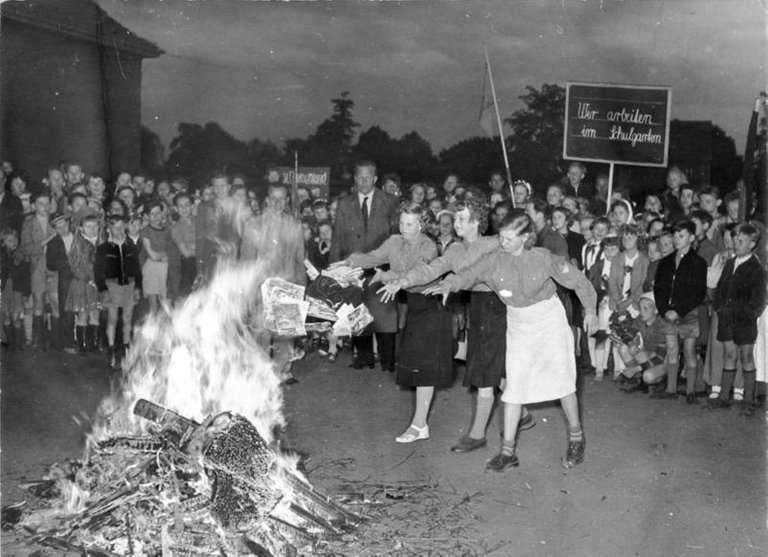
[1,159,765,471]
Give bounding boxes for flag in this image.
[739,97,761,221]
[479,64,495,137]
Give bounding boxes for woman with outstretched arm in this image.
[428,209,598,471]
[378,195,536,454]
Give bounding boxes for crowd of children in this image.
[1,160,765,417]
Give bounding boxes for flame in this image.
[89,259,288,450]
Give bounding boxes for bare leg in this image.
[106,307,119,347]
[412,386,434,428]
[468,387,494,439]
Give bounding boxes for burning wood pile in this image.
[16,399,363,556]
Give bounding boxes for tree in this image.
[355,127,437,182]
[166,122,252,189]
[140,126,165,179]
[285,92,360,190]
[436,136,501,185]
[505,83,567,192]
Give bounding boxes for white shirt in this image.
[62,233,74,253]
[733,254,753,272]
[622,251,639,298]
[357,191,373,217]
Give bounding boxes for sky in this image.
[98,0,767,156]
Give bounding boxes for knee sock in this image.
[469,393,494,439]
[685,364,697,394]
[742,370,756,405]
[719,368,736,402]
[665,362,679,393]
[733,388,744,402]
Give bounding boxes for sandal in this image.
[395,424,430,443]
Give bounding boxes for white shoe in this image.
[395,424,430,443]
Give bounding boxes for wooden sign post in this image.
[564,82,672,210]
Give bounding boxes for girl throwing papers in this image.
[430,209,598,471]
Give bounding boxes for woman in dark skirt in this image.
[332,202,454,443]
[379,194,535,453]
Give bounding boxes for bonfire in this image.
[11,262,362,556]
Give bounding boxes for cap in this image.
[51,211,71,225]
[602,233,620,247]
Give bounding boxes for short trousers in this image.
[663,310,699,340]
[102,279,136,309]
[717,307,758,346]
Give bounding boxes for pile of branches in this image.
[12,400,363,556]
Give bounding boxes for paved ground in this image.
[2,346,767,556]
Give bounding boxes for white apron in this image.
[502,295,576,404]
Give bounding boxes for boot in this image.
[86,325,99,353]
[3,324,16,352]
[33,316,48,352]
[50,317,62,350]
[106,345,116,370]
[76,325,87,355]
[2,324,11,350]
[13,324,25,351]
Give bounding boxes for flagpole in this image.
[483,47,514,207]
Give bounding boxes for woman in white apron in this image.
[436,209,598,471]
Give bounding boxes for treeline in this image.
[142,85,743,198]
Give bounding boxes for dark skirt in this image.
[465,291,507,388]
[397,292,455,388]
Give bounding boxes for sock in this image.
[720,369,736,401]
[733,388,744,402]
[569,426,583,442]
[709,386,721,399]
[501,441,515,455]
[742,370,756,404]
[468,394,494,439]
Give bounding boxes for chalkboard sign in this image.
[563,82,671,167]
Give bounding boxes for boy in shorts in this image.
[95,215,142,369]
[613,292,667,393]
[652,220,708,402]
[709,224,766,415]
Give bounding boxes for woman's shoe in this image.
[395,424,429,443]
[486,450,519,471]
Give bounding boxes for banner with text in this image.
[564,82,671,167]
[277,166,330,199]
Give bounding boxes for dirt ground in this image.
[2,346,767,556]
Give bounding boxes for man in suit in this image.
[330,161,399,369]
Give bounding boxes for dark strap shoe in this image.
[451,435,487,453]
[486,450,519,471]
[562,438,585,468]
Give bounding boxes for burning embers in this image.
[21,399,362,555]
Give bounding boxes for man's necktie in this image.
[361,196,369,230]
